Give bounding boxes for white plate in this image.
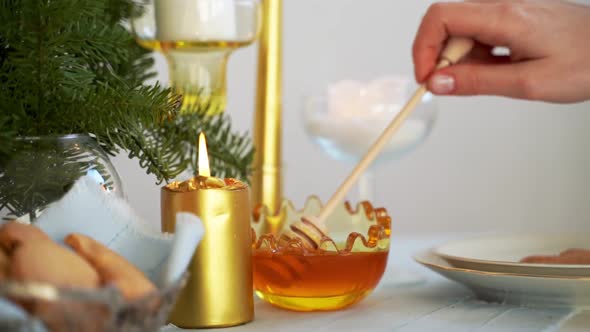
[414,250,590,308]
[433,233,590,277]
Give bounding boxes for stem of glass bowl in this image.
[358,170,375,203]
[165,51,229,114]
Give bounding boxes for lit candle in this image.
[197,132,211,177]
[154,0,237,41]
[161,132,252,328]
[168,133,239,191]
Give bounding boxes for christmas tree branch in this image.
[0,0,255,219]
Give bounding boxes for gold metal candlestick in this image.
[252,0,283,231]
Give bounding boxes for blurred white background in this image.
[113,0,590,234]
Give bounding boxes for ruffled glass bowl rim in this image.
[251,197,391,255]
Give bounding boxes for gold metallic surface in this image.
[161,182,253,328]
[252,0,283,218]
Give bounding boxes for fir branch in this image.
[0,137,114,220]
[0,0,255,218]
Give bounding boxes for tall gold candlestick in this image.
[252,0,283,231]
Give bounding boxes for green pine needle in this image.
[0,0,254,218]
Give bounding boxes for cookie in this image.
[65,233,156,300]
[521,248,590,264]
[0,248,8,281]
[0,221,51,253]
[10,240,100,289]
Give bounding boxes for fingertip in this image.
[412,51,438,84]
[428,63,533,99]
[412,2,449,82]
[412,60,425,84]
[427,72,456,95]
[414,71,424,85]
[412,33,446,83]
[416,67,431,84]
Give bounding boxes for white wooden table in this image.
[164,234,590,332]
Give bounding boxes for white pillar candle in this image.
[155,0,237,41]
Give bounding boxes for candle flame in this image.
[198,132,211,177]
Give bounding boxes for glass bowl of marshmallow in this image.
[303,76,436,164]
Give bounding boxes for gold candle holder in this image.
[252,0,283,220]
[161,176,253,328]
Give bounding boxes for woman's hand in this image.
[412,0,590,103]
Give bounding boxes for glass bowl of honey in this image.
[251,197,391,311]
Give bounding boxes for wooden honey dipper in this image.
[297,37,475,238]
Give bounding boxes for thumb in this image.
[427,63,531,99]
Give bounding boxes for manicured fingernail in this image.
[430,74,455,94]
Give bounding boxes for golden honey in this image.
[251,197,392,311]
[253,249,388,311]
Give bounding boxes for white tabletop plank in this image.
[555,311,590,332]
[163,234,582,332]
[478,307,571,331]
